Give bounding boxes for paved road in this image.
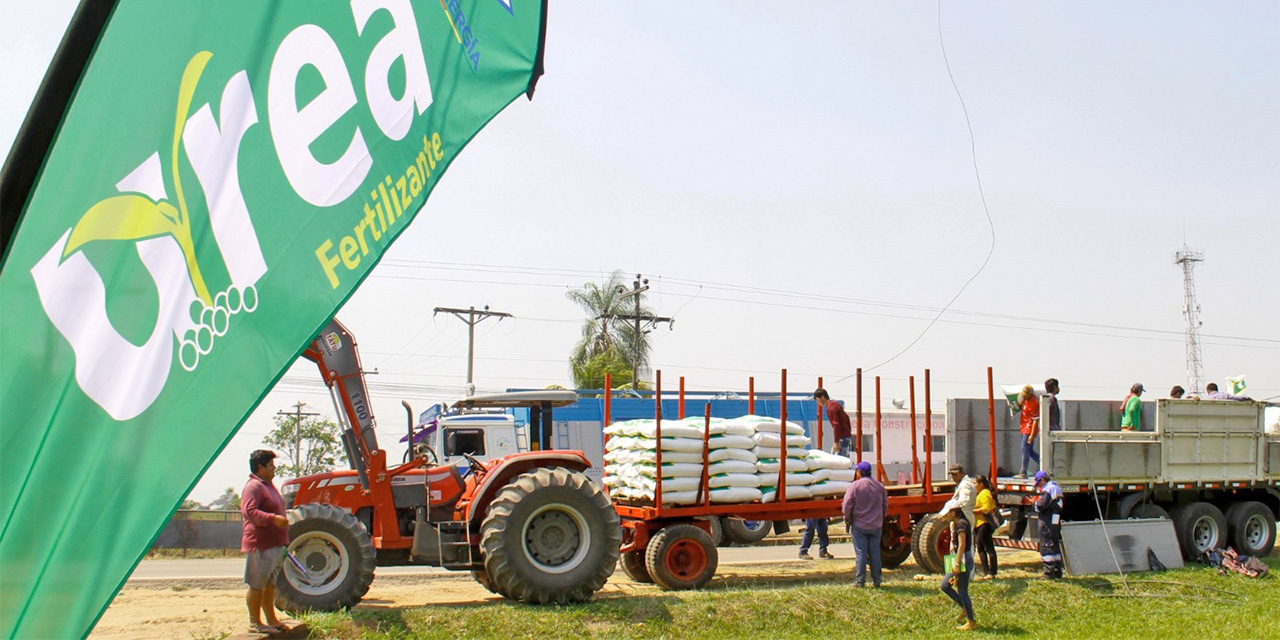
[128,544,834,582]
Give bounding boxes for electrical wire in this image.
[840,0,997,380]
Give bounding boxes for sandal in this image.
[249,623,282,634]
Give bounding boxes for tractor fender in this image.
[465,451,593,523]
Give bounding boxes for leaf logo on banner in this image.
[61,52,214,306]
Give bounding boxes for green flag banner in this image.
[0,1,545,636]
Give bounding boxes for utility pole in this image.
[276,402,319,474]
[601,274,673,388]
[433,305,513,394]
[1173,244,1206,396]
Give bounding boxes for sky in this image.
[3,1,1277,504]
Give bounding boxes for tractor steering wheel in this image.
[462,453,487,477]
[413,442,439,466]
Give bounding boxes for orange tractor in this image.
[275,319,619,611]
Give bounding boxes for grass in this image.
[145,548,241,559]
[296,558,1279,639]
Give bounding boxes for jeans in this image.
[799,518,829,553]
[975,522,997,576]
[852,526,882,586]
[940,550,975,621]
[1020,437,1040,473]
[836,437,852,459]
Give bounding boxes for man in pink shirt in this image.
[842,460,889,587]
[241,449,290,634]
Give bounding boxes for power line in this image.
[431,305,512,392]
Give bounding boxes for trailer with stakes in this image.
[606,368,964,589]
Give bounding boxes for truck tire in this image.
[480,467,620,604]
[1128,503,1169,520]
[722,518,772,545]
[1225,501,1276,557]
[619,549,653,583]
[699,516,725,547]
[273,503,376,612]
[1172,502,1228,560]
[1007,508,1028,541]
[910,514,950,574]
[881,522,913,568]
[645,524,718,590]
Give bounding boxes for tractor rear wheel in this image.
[619,549,653,583]
[722,518,772,545]
[645,524,718,590]
[480,467,620,604]
[273,503,376,612]
[472,568,502,595]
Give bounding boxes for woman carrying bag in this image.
[939,506,978,631]
[973,475,999,580]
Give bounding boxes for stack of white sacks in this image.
[603,415,855,505]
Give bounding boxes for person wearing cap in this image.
[938,505,978,630]
[1120,383,1144,431]
[842,460,888,587]
[1015,385,1040,478]
[814,388,853,459]
[938,464,976,527]
[1033,470,1064,579]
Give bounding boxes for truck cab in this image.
[415,390,580,467]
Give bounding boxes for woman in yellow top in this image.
[973,475,998,580]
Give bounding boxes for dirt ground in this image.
[91,551,1044,639]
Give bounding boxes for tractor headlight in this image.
[282,482,299,509]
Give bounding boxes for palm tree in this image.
[566,271,654,389]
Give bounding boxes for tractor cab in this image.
[412,390,580,467]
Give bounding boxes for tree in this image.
[179,498,204,510]
[263,408,342,479]
[209,486,240,511]
[566,271,654,389]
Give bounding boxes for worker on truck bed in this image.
[1205,382,1252,401]
[814,388,852,460]
[1120,383,1144,431]
[1015,385,1040,478]
[1044,378,1062,431]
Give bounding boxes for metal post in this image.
[924,369,932,498]
[679,376,685,420]
[910,376,918,484]
[856,368,863,464]
[780,368,788,503]
[655,370,662,509]
[875,376,885,483]
[749,376,755,415]
[987,366,997,481]
[816,376,824,451]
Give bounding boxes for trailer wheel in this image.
[480,467,621,604]
[722,518,772,545]
[1128,503,1169,520]
[1225,501,1276,557]
[273,503,376,612]
[645,524,718,590]
[881,522,913,568]
[910,514,949,574]
[619,549,653,583]
[1172,502,1227,559]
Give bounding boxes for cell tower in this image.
[1173,244,1205,395]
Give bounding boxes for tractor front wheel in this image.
[480,467,620,604]
[273,503,376,612]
